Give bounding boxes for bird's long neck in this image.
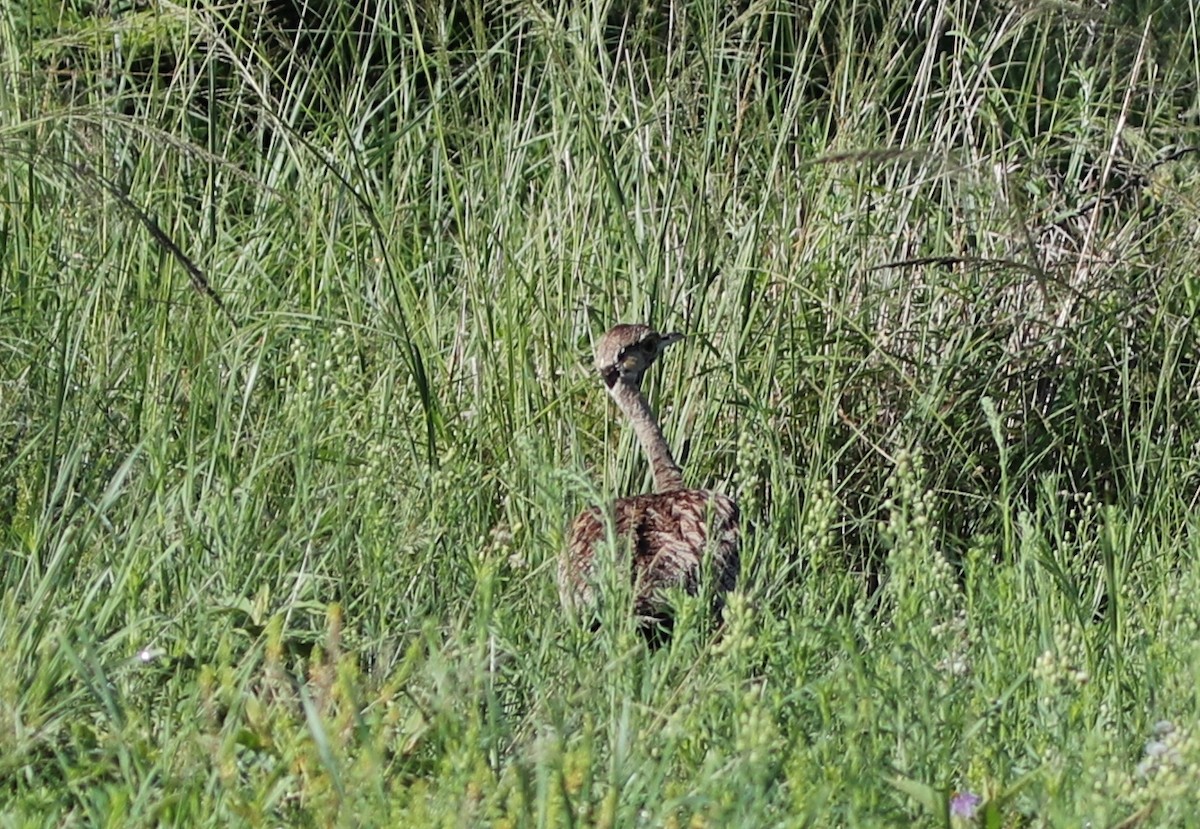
[609,379,684,492]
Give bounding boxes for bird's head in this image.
[594,324,683,389]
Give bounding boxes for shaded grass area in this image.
[4,0,1200,825]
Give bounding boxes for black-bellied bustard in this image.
[558,324,740,641]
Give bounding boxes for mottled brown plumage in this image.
[559,324,740,637]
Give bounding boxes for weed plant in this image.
[3,0,1200,825]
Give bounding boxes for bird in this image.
[559,323,740,643]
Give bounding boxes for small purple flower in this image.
[950,791,981,819]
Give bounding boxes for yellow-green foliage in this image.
[4,1,1200,826]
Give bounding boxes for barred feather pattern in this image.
[560,488,740,627]
[560,324,741,638]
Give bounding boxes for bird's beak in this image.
[659,332,684,350]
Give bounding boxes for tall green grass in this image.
[3,0,1200,824]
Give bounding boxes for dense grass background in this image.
[4,0,1200,825]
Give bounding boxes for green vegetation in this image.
[4,0,1200,824]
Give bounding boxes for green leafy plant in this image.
[4,0,1200,825]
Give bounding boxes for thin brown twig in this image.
[72,161,238,328]
[868,255,1043,275]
